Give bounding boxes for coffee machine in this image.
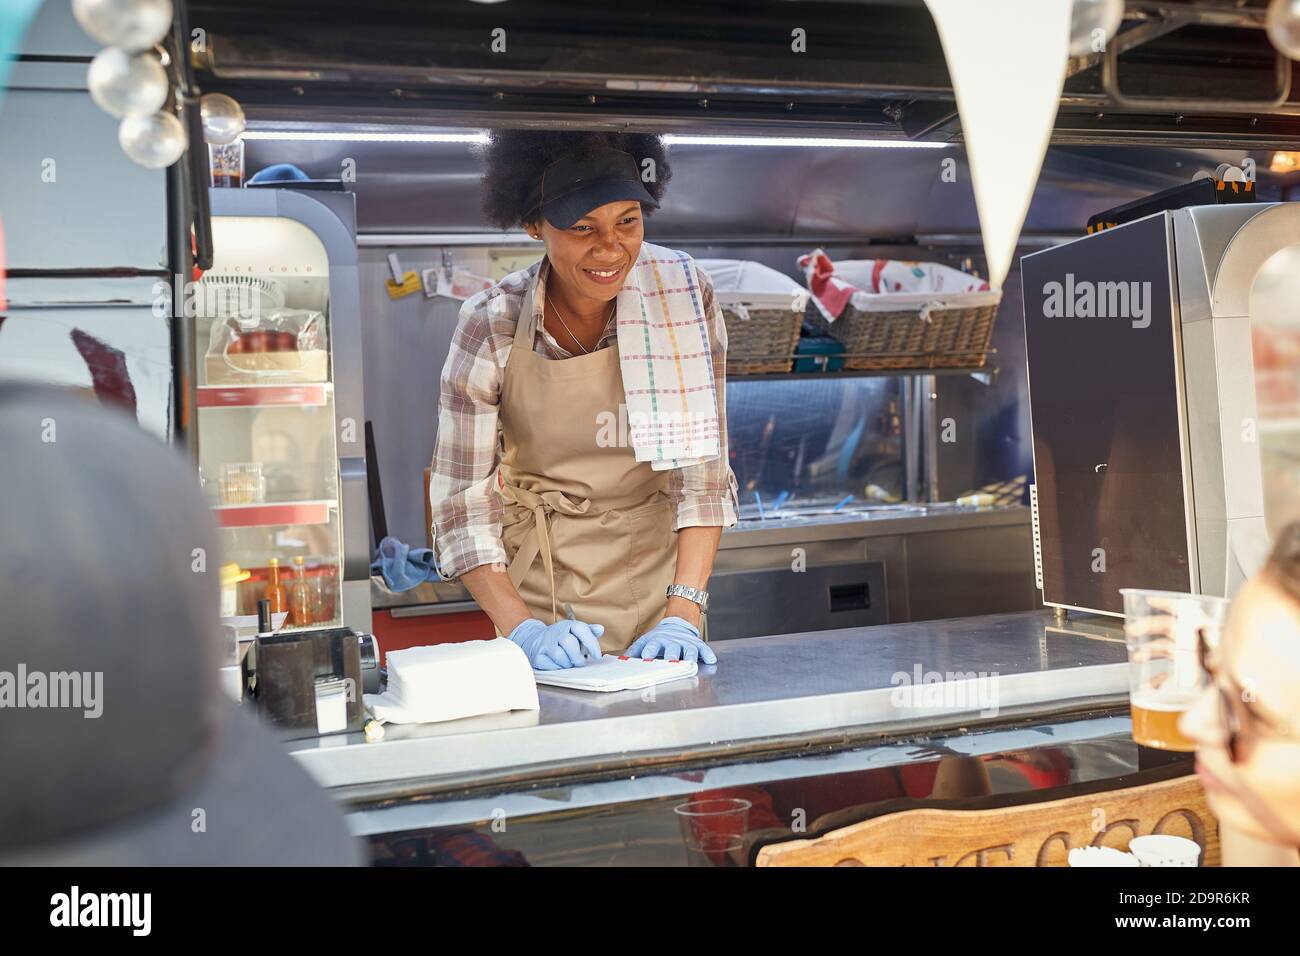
[1020,202,1292,617]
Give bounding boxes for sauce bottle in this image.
[289,555,312,627]
[263,557,287,617]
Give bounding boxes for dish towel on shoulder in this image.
[614,242,721,471]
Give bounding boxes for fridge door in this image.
[202,188,370,632]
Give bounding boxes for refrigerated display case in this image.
[198,188,370,633]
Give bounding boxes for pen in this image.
[565,603,602,662]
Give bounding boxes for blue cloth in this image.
[248,163,311,184]
[370,536,441,592]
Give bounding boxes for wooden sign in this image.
[756,775,1219,867]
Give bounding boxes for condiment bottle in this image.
[289,555,312,627]
[263,557,287,616]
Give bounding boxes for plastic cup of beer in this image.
[1121,588,1229,751]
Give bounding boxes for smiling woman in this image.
[428,129,740,670]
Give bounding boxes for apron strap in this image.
[513,277,542,351]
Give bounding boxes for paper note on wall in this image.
[488,248,543,280]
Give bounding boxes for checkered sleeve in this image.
[429,292,509,580]
[668,267,740,530]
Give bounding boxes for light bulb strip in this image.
[240,130,491,143]
[662,134,951,148]
[239,129,948,148]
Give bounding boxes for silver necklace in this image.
[546,295,616,355]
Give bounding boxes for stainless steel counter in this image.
[287,610,1128,797]
[373,504,1033,619]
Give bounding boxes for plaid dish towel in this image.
[614,242,721,471]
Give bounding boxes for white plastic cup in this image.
[1128,834,1202,867]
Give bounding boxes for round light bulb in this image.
[1068,0,1124,58]
[1267,0,1300,60]
[119,110,187,169]
[86,47,168,118]
[72,0,173,53]
[200,93,246,145]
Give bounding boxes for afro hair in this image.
[477,129,672,230]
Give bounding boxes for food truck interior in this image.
[3,0,1299,866]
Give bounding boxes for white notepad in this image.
[534,654,698,692]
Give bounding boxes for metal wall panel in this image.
[0,89,167,271]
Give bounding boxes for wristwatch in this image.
[666,584,709,613]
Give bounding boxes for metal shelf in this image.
[728,364,998,382]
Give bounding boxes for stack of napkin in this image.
[364,638,538,725]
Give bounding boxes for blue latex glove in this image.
[507,617,605,671]
[626,616,717,665]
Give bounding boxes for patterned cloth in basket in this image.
[797,248,991,323]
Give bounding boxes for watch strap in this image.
[666,583,709,612]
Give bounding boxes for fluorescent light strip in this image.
[240,130,946,148]
[662,134,950,148]
[240,130,490,143]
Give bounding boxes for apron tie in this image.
[498,472,662,625]
[499,482,593,623]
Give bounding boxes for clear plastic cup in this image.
[1121,588,1229,752]
[674,797,751,867]
[209,140,244,188]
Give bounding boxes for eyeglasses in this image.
[1197,628,1291,763]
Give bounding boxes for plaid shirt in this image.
[430,256,739,580]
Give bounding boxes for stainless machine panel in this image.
[707,560,887,640]
[1022,203,1288,615]
[1021,213,1192,615]
[1172,203,1280,594]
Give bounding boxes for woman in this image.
[1181,522,1300,861]
[429,131,739,670]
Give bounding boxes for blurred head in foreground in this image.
[0,384,360,865]
[1182,523,1300,847]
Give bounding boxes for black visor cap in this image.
[528,150,660,230]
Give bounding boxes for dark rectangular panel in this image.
[1021,213,1191,614]
[706,561,887,640]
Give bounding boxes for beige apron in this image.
[496,291,678,653]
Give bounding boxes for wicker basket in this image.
[805,289,1001,371]
[718,292,805,374]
